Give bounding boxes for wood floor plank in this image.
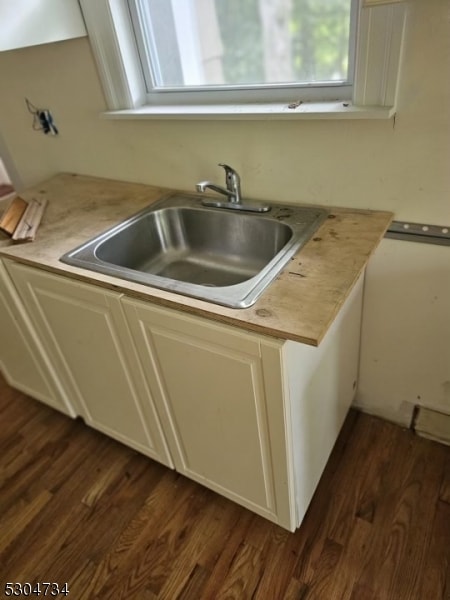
[155,494,243,600]
[417,499,450,600]
[316,517,372,600]
[63,559,98,599]
[194,495,246,571]
[349,582,379,600]
[176,564,211,600]
[214,541,265,600]
[1,374,449,600]
[81,451,132,508]
[93,480,210,599]
[0,439,60,515]
[0,488,53,554]
[80,473,204,599]
[0,387,42,441]
[439,454,450,504]
[353,429,447,600]
[283,578,311,600]
[293,412,381,583]
[198,510,254,599]
[0,411,76,509]
[1,429,134,579]
[32,453,168,584]
[251,524,303,599]
[327,416,397,544]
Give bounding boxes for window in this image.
[129,0,356,104]
[79,0,406,118]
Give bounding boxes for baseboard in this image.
[413,407,450,446]
[352,399,414,428]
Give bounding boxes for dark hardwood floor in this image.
[1,373,449,600]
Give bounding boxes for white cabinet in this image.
[0,261,74,416]
[4,260,172,467]
[122,274,363,531]
[122,298,296,530]
[2,257,364,531]
[0,0,86,52]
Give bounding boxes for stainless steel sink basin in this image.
[61,194,327,308]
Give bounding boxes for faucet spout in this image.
[196,181,236,200]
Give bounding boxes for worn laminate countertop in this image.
[0,173,393,345]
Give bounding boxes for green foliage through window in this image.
[215,0,351,86]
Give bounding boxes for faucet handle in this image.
[218,163,240,192]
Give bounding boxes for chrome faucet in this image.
[196,164,242,203]
[196,164,270,213]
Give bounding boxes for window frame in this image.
[129,0,358,105]
[79,0,406,119]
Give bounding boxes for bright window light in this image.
[130,0,356,94]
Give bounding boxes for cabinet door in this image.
[0,0,86,51]
[5,261,172,467]
[123,298,296,530]
[0,261,74,416]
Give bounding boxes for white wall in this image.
[0,0,448,425]
[357,239,450,426]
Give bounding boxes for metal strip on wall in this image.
[385,221,450,246]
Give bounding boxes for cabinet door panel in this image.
[152,328,271,506]
[123,299,295,529]
[0,261,73,415]
[5,261,172,466]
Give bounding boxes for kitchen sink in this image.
[60,194,327,308]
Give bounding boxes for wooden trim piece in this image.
[0,197,28,236]
[12,199,48,242]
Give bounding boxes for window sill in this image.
[102,101,395,121]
